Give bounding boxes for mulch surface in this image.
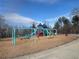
[0,34,78,59]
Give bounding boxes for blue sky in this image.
[0,0,79,27]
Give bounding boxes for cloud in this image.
[4,13,35,24]
[3,13,41,27]
[29,0,59,4]
[45,17,58,28]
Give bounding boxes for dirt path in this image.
[13,37,79,59]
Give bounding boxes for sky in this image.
[0,0,79,27]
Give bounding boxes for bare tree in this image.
[71,8,79,16]
[71,8,79,34]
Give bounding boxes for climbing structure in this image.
[12,27,57,46]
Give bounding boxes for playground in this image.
[0,23,78,59]
[11,24,57,46]
[0,34,78,59]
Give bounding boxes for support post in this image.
[12,28,16,46]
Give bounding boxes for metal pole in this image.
[12,28,16,46]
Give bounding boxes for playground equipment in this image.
[12,28,16,46]
[12,28,57,46]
